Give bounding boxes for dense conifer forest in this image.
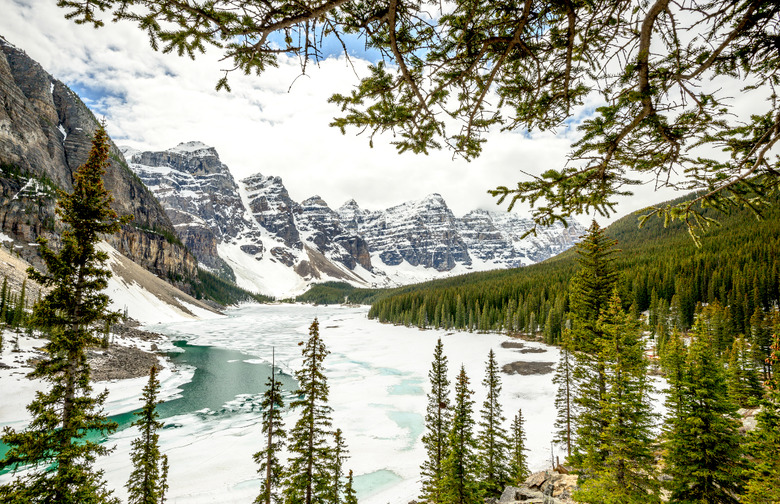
[365,194,780,345]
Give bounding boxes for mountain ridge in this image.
[124,141,587,298]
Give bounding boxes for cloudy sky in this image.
[1,0,685,222]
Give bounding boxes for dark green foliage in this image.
[368,192,780,342]
[284,319,333,504]
[326,429,348,504]
[254,350,286,504]
[126,366,168,504]
[0,277,31,330]
[552,332,576,458]
[568,223,620,473]
[663,321,746,503]
[508,410,529,485]
[342,470,358,504]
[574,293,659,503]
[744,335,780,504]
[191,268,273,306]
[0,125,123,503]
[419,338,451,504]
[441,366,480,504]
[295,282,384,305]
[726,336,763,408]
[476,349,510,497]
[57,1,780,236]
[569,221,619,351]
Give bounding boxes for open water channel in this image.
[3,304,562,503]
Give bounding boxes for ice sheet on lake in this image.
[3,305,565,504]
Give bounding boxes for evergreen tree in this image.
[326,428,349,504]
[255,349,287,504]
[284,319,333,504]
[568,221,619,473]
[476,349,509,497]
[569,221,619,353]
[419,338,451,504]
[663,322,745,503]
[126,365,169,504]
[660,330,687,422]
[342,470,358,504]
[441,366,480,504]
[552,330,576,458]
[726,336,762,408]
[14,279,26,328]
[508,409,529,485]
[744,334,780,504]
[574,293,659,504]
[0,125,124,504]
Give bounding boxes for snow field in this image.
[129,304,560,503]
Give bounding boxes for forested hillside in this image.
[366,194,780,344]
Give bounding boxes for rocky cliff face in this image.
[459,209,584,267]
[123,142,255,280]
[0,38,196,283]
[338,194,472,271]
[126,140,586,296]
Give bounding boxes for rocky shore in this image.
[88,323,167,381]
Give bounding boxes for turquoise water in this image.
[0,340,296,470]
[353,469,404,498]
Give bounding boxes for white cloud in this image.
[1,0,701,224]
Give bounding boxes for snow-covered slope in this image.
[125,142,586,298]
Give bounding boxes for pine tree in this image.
[13,278,26,328]
[342,470,358,504]
[126,365,169,504]
[660,330,687,422]
[419,338,451,504]
[326,428,349,504]
[0,125,124,504]
[476,349,509,497]
[726,336,762,408]
[284,319,333,504]
[255,349,287,504]
[569,220,619,353]
[552,330,576,458]
[567,221,619,473]
[574,292,659,503]
[744,334,780,504]
[508,409,529,485]
[441,365,480,504]
[663,321,745,503]
[0,276,7,324]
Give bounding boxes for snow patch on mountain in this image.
[125,142,586,298]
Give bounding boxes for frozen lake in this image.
[3,304,561,503]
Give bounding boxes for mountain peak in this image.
[168,141,215,155]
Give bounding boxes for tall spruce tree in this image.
[0,125,124,504]
[255,349,287,504]
[476,349,509,497]
[663,321,745,503]
[342,470,358,504]
[326,428,349,504]
[574,292,659,504]
[726,336,762,408]
[508,409,529,485]
[552,330,576,459]
[126,365,169,504]
[419,338,451,504]
[744,334,780,504]
[568,221,619,474]
[283,319,333,504]
[441,365,480,504]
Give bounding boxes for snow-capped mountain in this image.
[124,143,586,297]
